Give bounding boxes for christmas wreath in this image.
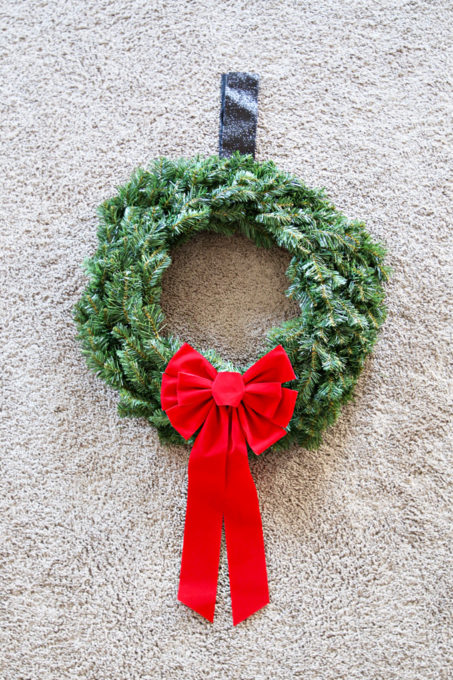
[73,70,393,625]
[74,151,390,453]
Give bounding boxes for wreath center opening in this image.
[160,232,299,366]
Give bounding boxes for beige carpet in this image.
[1,1,452,678]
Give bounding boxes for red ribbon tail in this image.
[178,406,228,623]
[224,410,269,625]
[177,458,223,622]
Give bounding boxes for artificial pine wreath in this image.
[73,151,390,452]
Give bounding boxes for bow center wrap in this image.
[212,372,245,407]
[161,342,298,625]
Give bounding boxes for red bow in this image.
[161,342,298,625]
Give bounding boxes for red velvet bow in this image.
[161,342,298,625]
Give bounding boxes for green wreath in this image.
[73,151,390,450]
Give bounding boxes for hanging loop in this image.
[219,72,260,159]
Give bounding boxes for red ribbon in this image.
[161,342,298,625]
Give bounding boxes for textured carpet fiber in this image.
[1,1,452,678]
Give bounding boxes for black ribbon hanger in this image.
[219,72,260,159]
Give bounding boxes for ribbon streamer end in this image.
[178,594,215,624]
[232,595,270,626]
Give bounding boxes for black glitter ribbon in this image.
[219,72,260,159]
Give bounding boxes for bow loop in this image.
[243,345,296,385]
[165,342,218,382]
[177,371,213,406]
[243,381,282,418]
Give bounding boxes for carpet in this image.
[1,1,451,678]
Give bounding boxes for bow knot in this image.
[161,342,298,625]
[212,371,244,407]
